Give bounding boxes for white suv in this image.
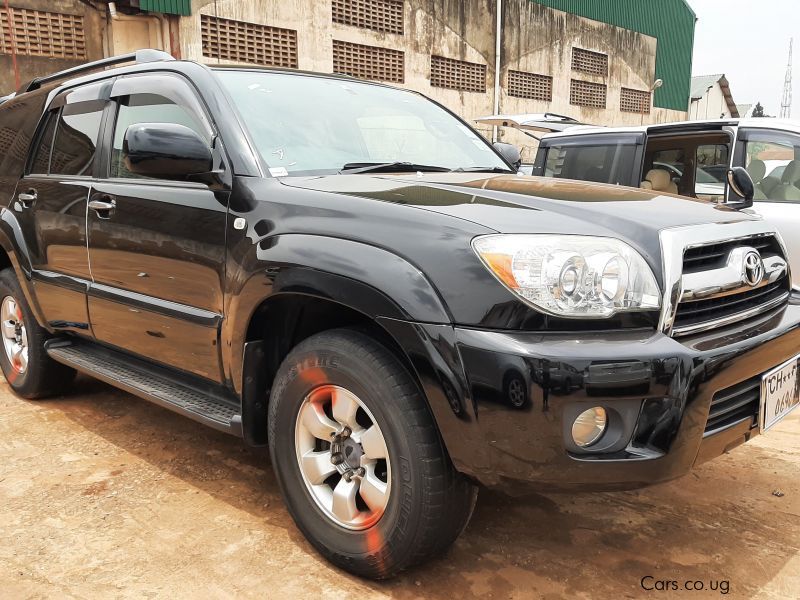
[477,115,800,287]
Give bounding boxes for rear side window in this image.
[29,96,104,177]
[50,101,103,176]
[30,110,57,175]
[544,143,636,185]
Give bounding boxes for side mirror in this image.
[124,123,212,180]
[726,166,755,209]
[493,142,522,171]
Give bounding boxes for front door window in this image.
[740,131,800,201]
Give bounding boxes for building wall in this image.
[0,0,106,94]
[530,0,696,112]
[500,0,686,161]
[689,83,733,120]
[181,0,499,139]
[0,1,691,163]
[176,0,687,160]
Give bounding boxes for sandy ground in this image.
[0,375,798,600]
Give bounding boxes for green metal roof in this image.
[531,1,696,112]
[139,0,191,16]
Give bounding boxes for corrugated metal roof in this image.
[690,74,724,99]
[139,0,191,16]
[530,1,696,112]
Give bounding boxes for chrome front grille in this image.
[663,230,791,337]
[682,236,780,274]
[673,279,788,334]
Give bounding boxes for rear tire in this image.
[0,267,75,398]
[268,328,477,579]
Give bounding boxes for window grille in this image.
[0,8,86,59]
[570,79,607,108]
[430,56,486,93]
[332,40,404,83]
[571,47,608,76]
[620,87,651,113]
[332,0,403,34]
[201,14,298,68]
[508,70,552,101]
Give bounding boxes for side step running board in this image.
[46,339,243,436]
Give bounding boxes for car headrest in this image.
[747,159,766,183]
[643,168,672,191]
[781,160,800,184]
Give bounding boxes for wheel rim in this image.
[1,296,28,375]
[294,385,391,530]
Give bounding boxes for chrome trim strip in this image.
[658,220,786,335]
[671,291,789,337]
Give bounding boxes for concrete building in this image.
[0,0,107,92]
[689,74,740,120]
[0,1,696,160]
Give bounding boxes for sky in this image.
[688,0,798,115]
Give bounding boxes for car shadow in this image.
[44,376,799,598]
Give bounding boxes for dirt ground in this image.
[0,375,798,600]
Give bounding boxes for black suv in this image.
[0,51,798,579]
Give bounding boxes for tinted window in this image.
[111,92,209,179]
[0,88,52,189]
[544,143,636,185]
[50,101,103,176]
[30,109,57,175]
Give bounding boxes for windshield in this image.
[216,70,508,176]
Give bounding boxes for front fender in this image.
[223,234,452,390]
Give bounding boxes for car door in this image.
[87,72,229,382]
[733,127,800,288]
[12,80,109,334]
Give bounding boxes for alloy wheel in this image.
[1,295,28,374]
[294,385,391,530]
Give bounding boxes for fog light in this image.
[572,407,607,447]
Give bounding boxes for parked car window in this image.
[111,92,210,179]
[216,70,507,175]
[694,144,728,199]
[543,142,636,185]
[741,130,800,202]
[29,109,58,175]
[49,101,103,176]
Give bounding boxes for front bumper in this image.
[382,299,800,493]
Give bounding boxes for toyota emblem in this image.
[743,250,764,287]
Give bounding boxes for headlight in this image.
[472,234,661,318]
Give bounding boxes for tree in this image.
[752,102,765,117]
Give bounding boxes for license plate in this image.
[761,355,800,431]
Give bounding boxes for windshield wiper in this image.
[339,161,452,174]
[451,166,515,173]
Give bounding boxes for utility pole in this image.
[780,38,793,119]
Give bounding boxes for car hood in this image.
[280,172,758,239]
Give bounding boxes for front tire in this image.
[0,267,75,398]
[268,329,477,579]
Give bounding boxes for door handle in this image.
[88,195,116,217]
[17,189,36,208]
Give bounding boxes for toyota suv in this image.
[1,51,799,579]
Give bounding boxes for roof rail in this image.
[18,49,174,94]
